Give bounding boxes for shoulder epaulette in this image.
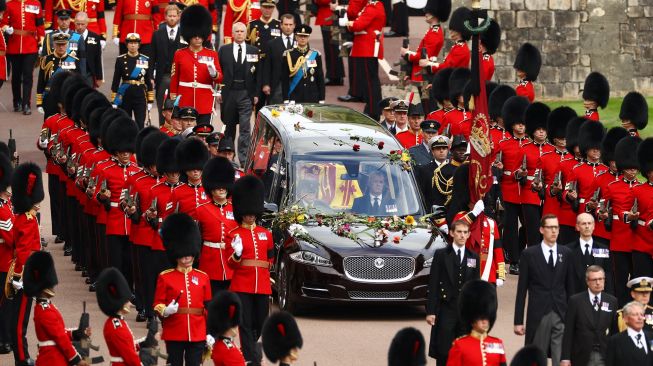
[112,318,122,328]
[607,180,619,186]
[194,268,208,276]
[159,268,175,275]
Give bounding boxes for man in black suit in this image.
[606,301,653,366]
[150,3,184,126]
[218,22,261,166]
[73,12,104,88]
[378,97,398,134]
[262,14,295,105]
[514,214,575,366]
[561,265,619,366]
[426,219,480,365]
[351,171,398,215]
[567,213,614,295]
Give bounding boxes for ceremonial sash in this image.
[288,50,317,97]
[481,218,495,281]
[45,54,77,99]
[67,32,81,55]
[113,55,147,106]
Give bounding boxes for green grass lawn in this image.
[545,97,653,138]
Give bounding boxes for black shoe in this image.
[136,310,147,322]
[0,343,11,354]
[54,236,64,244]
[74,264,83,271]
[384,30,404,38]
[89,283,96,292]
[64,248,72,256]
[13,104,22,112]
[85,277,93,284]
[19,358,35,366]
[325,78,343,86]
[509,263,520,275]
[337,94,363,103]
[22,106,31,115]
[40,237,47,248]
[82,270,89,277]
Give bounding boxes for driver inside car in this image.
[351,171,398,216]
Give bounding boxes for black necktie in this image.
[548,249,554,269]
[457,249,462,264]
[237,44,242,64]
[584,243,591,257]
[637,334,646,353]
[593,295,599,311]
[286,37,292,49]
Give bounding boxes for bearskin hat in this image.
[208,291,242,336]
[0,142,8,158]
[11,162,44,214]
[175,138,209,172]
[262,311,303,363]
[232,175,265,223]
[157,139,181,175]
[88,105,112,147]
[60,73,87,117]
[501,96,529,133]
[424,0,451,22]
[67,86,94,122]
[43,71,72,117]
[459,279,497,331]
[582,72,610,109]
[615,136,642,171]
[481,19,501,55]
[601,127,629,165]
[0,154,12,193]
[96,267,132,317]
[140,131,169,168]
[100,108,129,147]
[546,106,577,141]
[0,0,7,12]
[510,345,547,366]
[408,102,424,116]
[135,126,159,165]
[513,43,541,81]
[432,68,454,103]
[565,117,588,154]
[202,157,236,193]
[448,7,472,41]
[104,117,138,155]
[449,68,471,106]
[488,84,515,121]
[23,251,58,298]
[578,121,606,157]
[486,81,498,98]
[81,92,111,128]
[620,91,648,130]
[161,213,202,260]
[388,327,427,366]
[638,138,653,176]
[180,5,212,42]
[525,102,550,137]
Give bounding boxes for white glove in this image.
[37,106,44,114]
[113,37,120,46]
[338,16,349,27]
[100,40,106,49]
[11,279,23,291]
[147,103,153,111]
[5,26,13,35]
[231,235,243,257]
[496,279,504,287]
[207,63,217,78]
[206,334,215,348]
[471,199,485,216]
[112,104,118,109]
[38,138,48,149]
[439,224,449,235]
[163,300,179,317]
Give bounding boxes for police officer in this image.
[36,32,81,113]
[110,33,154,130]
[281,24,325,103]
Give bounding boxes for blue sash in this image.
[67,33,81,54]
[114,54,147,106]
[45,54,77,99]
[288,50,317,97]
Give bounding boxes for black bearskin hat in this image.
[0,0,7,12]
[387,327,427,366]
[432,67,454,104]
[135,126,159,165]
[180,5,212,42]
[100,108,129,148]
[638,138,653,176]
[448,7,472,41]
[0,142,8,158]
[207,291,241,336]
[424,0,451,22]
[262,311,303,363]
[11,162,44,214]
[486,81,498,98]
[565,117,588,153]
[501,96,529,133]
[578,121,605,157]
[408,102,424,116]
[602,127,629,165]
[96,267,132,317]
[88,106,112,147]
[175,138,209,172]
[480,19,501,55]
[43,71,72,117]
[459,279,497,331]
[157,139,181,174]
[140,131,169,168]
[449,68,471,106]
[23,251,58,297]
[104,117,138,155]
[488,84,515,121]
[202,157,235,193]
[513,43,541,81]
[615,136,642,172]
[510,345,547,366]
[67,86,94,122]
[620,91,648,130]
[81,92,111,128]
[525,102,550,137]
[232,175,265,223]
[546,106,577,141]
[0,154,12,193]
[161,213,201,259]
[60,73,87,113]
[582,72,610,109]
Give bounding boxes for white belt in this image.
[203,241,226,249]
[179,81,213,90]
[613,215,620,220]
[110,202,119,207]
[526,176,535,181]
[110,357,124,363]
[38,340,56,347]
[503,171,512,176]
[353,31,367,35]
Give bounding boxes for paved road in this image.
[0,11,528,365]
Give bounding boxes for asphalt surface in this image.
[0,11,529,365]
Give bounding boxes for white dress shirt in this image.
[166,25,179,40]
[370,194,382,207]
[580,237,593,256]
[232,42,245,63]
[541,242,558,266]
[628,327,648,353]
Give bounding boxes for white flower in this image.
[289,224,309,238]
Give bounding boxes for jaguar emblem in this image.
[374,258,385,269]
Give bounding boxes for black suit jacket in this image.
[263,35,292,89]
[566,238,614,295]
[514,244,575,344]
[150,26,184,87]
[561,291,619,365]
[426,245,481,315]
[606,329,653,366]
[83,31,103,82]
[351,194,397,215]
[218,43,261,97]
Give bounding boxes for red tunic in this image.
[605,178,639,253]
[223,0,251,43]
[515,80,534,102]
[85,0,107,38]
[585,109,600,121]
[315,0,334,26]
[429,41,470,73]
[632,182,653,255]
[211,336,246,366]
[447,334,507,366]
[347,0,385,58]
[112,0,157,44]
[569,161,608,214]
[165,182,209,218]
[103,317,141,366]
[498,137,529,204]
[395,129,422,149]
[227,224,273,295]
[454,212,505,284]
[0,198,14,273]
[88,155,114,225]
[195,202,238,281]
[126,171,160,247]
[406,24,444,82]
[13,212,40,275]
[538,150,572,217]
[444,108,471,138]
[519,142,542,205]
[489,126,508,161]
[426,108,449,133]
[591,170,619,240]
[169,47,222,115]
[33,299,81,366]
[556,157,582,228]
[481,52,494,80]
[0,33,7,80]
[1,0,45,55]
[149,181,182,250]
[95,160,140,236]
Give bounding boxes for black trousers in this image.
[632,251,653,279]
[164,340,204,366]
[0,272,10,345]
[390,2,409,36]
[321,27,344,81]
[209,280,231,297]
[58,180,68,242]
[503,202,521,263]
[521,203,542,248]
[107,234,133,288]
[10,291,32,364]
[48,174,61,237]
[8,53,37,108]
[96,223,108,272]
[353,57,382,121]
[132,244,149,312]
[66,195,80,260]
[347,56,361,98]
[120,85,147,130]
[222,89,252,165]
[612,251,632,307]
[237,292,269,366]
[558,224,578,247]
[143,249,170,318]
[85,215,99,280]
[78,212,93,269]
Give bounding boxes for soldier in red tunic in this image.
[513,42,540,102]
[634,138,653,285]
[96,267,141,366]
[166,137,209,217]
[262,311,303,366]
[582,72,609,121]
[425,68,454,134]
[479,19,500,81]
[228,175,273,366]
[387,327,426,366]
[396,102,424,149]
[207,291,246,366]
[0,0,8,88]
[619,91,648,137]
[112,0,158,55]
[154,213,212,366]
[0,153,13,355]
[442,68,471,138]
[422,7,471,74]
[23,251,90,366]
[487,84,514,159]
[447,280,507,366]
